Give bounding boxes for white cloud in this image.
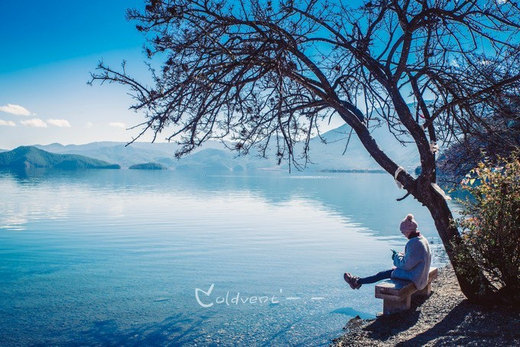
[47,119,71,127]
[85,121,94,129]
[109,122,127,129]
[0,104,32,116]
[20,118,48,128]
[0,119,16,127]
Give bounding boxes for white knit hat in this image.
[400,214,418,233]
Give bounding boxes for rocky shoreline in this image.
[332,266,520,346]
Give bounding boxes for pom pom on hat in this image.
[400,214,418,233]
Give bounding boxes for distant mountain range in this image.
[302,123,419,171]
[3,122,420,172]
[0,146,120,170]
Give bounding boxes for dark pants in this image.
[357,269,393,285]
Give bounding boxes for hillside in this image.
[307,124,419,171]
[36,141,276,171]
[129,162,167,170]
[36,142,178,168]
[0,146,120,170]
[27,121,420,172]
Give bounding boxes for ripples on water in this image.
[0,170,448,345]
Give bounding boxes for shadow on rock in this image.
[399,300,520,346]
[356,293,434,342]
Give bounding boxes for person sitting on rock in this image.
[344,214,432,290]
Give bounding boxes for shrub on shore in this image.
[455,151,520,304]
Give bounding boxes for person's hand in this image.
[391,249,398,260]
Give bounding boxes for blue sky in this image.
[0,0,357,150]
[0,0,154,149]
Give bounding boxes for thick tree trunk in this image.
[415,180,496,302]
[346,118,496,302]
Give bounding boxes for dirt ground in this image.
[332,267,520,346]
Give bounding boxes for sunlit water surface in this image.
[0,170,448,346]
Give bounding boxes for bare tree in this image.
[90,0,520,302]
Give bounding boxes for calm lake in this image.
[0,169,448,346]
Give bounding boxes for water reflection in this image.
[0,168,447,240]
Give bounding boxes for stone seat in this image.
[375,267,438,315]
